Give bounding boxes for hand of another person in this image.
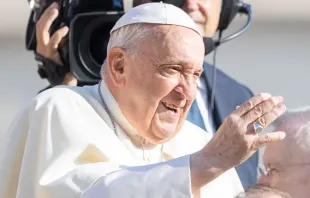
[190,93,286,192]
[204,93,286,170]
[36,2,77,86]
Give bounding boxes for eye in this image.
[267,168,279,176]
[193,72,201,79]
[161,66,181,77]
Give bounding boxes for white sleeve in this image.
[0,92,194,198]
[80,156,192,198]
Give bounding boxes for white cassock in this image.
[0,81,243,198]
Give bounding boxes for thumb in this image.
[254,131,286,149]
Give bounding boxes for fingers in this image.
[254,103,286,128]
[232,93,271,117]
[242,96,284,124]
[48,26,69,52]
[252,131,286,149]
[36,2,59,45]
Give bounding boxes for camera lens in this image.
[89,26,109,66]
[77,17,115,78]
[70,12,124,84]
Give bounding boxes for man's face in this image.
[134,0,222,37]
[181,0,221,37]
[118,25,204,144]
[257,124,310,198]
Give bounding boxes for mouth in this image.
[162,102,180,114]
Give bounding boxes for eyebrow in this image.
[267,162,281,168]
[149,55,203,72]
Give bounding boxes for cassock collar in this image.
[99,80,155,148]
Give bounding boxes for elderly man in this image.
[34,0,258,188]
[235,185,291,198]
[0,3,286,198]
[257,107,310,198]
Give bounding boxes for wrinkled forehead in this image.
[139,25,204,64]
[264,126,310,166]
[263,141,287,166]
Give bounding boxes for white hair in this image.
[272,106,310,152]
[273,106,310,128]
[100,23,153,77]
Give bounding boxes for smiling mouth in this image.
[162,102,179,113]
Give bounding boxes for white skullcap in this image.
[110,2,201,36]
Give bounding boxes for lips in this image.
[162,102,179,113]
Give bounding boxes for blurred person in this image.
[235,185,291,198]
[257,107,310,198]
[33,0,258,188]
[0,3,287,198]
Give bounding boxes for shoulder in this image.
[32,85,99,110]
[179,121,212,141]
[164,121,212,157]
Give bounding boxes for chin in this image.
[147,121,179,144]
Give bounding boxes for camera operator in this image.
[35,2,76,86]
[29,0,258,189]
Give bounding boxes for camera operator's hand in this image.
[36,2,77,86]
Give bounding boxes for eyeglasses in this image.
[259,163,310,177]
[259,164,280,177]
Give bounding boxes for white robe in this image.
[0,82,243,198]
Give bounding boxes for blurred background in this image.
[0,0,309,136]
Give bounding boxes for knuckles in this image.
[254,106,263,116]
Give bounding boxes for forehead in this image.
[263,129,310,166]
[263,135,299,167]
[139,25,204,66]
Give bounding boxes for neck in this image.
[100,79,157,149]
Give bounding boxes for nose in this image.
[174,75,197,100]
[182,0,199,12]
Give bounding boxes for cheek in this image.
[291,171,310,188]
[127,70,178,114]
[152,76,179,98]
[273,172,299,190]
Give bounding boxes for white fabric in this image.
[196,75,216,134]
[110,2,201,36]
[0,82,243,198]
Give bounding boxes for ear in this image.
[107,47,128,87]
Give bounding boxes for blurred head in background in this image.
[134,0,222,37]
[235,185,291,198]
[257,107,310,198]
